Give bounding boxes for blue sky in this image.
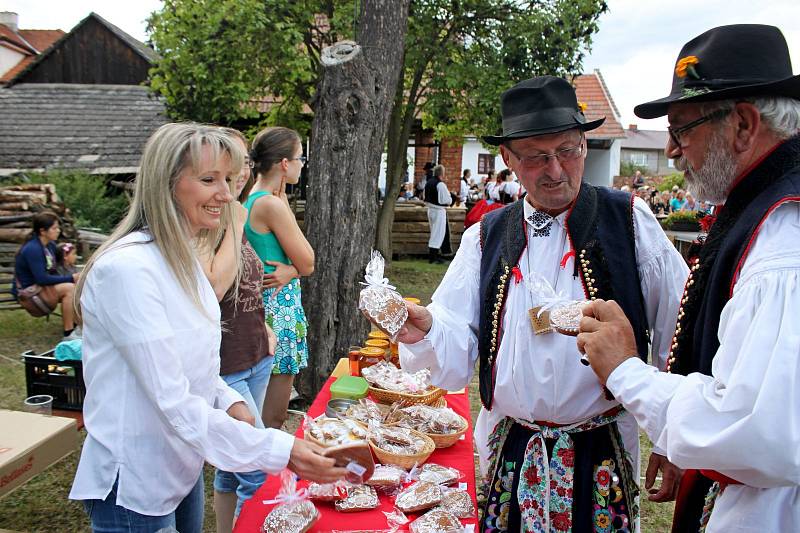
[8,0,800,130]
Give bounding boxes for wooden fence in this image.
[294,200,466,257]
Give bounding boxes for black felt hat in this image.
[635,24,800,119]
[483,76,604,146]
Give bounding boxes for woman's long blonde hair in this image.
[75,122,244,319]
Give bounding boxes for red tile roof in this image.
[0,24,36,53]
[573,71,625,139]
[19,29,64,52]
[0,25,64,83]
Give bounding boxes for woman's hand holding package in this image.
[287,438,348,483]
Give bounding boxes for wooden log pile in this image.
[294,199,466,257]
[0,184,78,245]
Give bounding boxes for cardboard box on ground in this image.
[0,409,78,498]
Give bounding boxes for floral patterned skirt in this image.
[263,278,308,375]
[481,422,637,533]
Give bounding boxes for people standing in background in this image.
[459,169,471,205]
[670,189,688,212]
[246,127,314,432]
[683,192,698,211]
[497,169,520,204]
[485,170,503,201]
[200,128,278,533]
[632,169,646,188]
[425,164,452,263]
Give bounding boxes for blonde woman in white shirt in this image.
[69,123,345,533]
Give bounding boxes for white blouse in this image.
[401,196,688,475]
[607,202,800,532]
[69,232,294,515]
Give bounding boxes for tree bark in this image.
[298,0,410,399]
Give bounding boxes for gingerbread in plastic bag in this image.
[359,251,408,340]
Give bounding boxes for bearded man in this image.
[397,76,688,532]
[578,24,800,532]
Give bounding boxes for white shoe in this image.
[73,325,83,337]
[62,331,81,342]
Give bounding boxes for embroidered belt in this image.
[485,407,629,533]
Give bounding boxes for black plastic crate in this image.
[23,349,85,411]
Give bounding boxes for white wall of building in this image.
[378,146,416,194]
[582,139,621,187]
[461,137,507,181]
[0,46,25,77]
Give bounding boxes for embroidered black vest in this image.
[477,184,650,409]
[424,177,448,206]
[667,135,800,376]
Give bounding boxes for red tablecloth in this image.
[234,377,479,532]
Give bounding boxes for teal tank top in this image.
[243,191,291,273]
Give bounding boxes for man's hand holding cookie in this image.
[576,299,639,385]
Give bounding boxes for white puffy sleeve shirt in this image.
[401,196,688,472]
[606,203,800,532]
[69,232,294,515]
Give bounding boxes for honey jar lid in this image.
[367,330,390,340]
[403,297,421,305]
[364,338,389,348]
[359,346,386,358]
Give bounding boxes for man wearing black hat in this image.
[578,24,800,532]
[397,75,688,531]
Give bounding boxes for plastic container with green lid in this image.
[330,375,369,400]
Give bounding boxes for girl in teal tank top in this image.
[245,126,313,431]
[243,191,291,273]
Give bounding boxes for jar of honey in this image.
[359,346,386,369]
[348,345,362,376]
[367,330,390,342]
[364,338,390,360]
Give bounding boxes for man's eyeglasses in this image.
[506,137,584,169]
[668,108,732,148]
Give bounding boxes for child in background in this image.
[56,242,79,276]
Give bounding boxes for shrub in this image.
[4,171,129,233]
[656,172,685,192]
[620,161,649,177]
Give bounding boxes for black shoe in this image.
[428,247,437,264]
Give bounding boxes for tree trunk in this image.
[298,0,410,400]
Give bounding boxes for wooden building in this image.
[7,12,158,87]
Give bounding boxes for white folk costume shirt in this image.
[401,196,688,477]
[69,232,295,515]
[607,202,800,532]
[426,181,452,249]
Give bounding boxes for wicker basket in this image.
[368,385,446,406]
[425,414,469,448]
[304,418,367,448]
[368,429,435,469]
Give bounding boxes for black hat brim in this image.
[482,116,605,146]
[634,74,800,119]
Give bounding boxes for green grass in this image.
[0,259,672,531]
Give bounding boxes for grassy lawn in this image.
[0,259,672,532]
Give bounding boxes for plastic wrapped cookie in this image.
[334,484,379,512]
[436,488,476,519]
[549,300,588,336]
[262,470,319,533]
[394,481,443,513]
[366,464,406,490]
[409,508,463,533]
[418,463,460,486]
[358,251,408,340]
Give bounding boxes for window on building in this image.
[628,152,648,167]
[478,153,495,174]
[667,158,675,168]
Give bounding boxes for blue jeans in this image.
[83,474,203,533]
[213,355,273,516]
